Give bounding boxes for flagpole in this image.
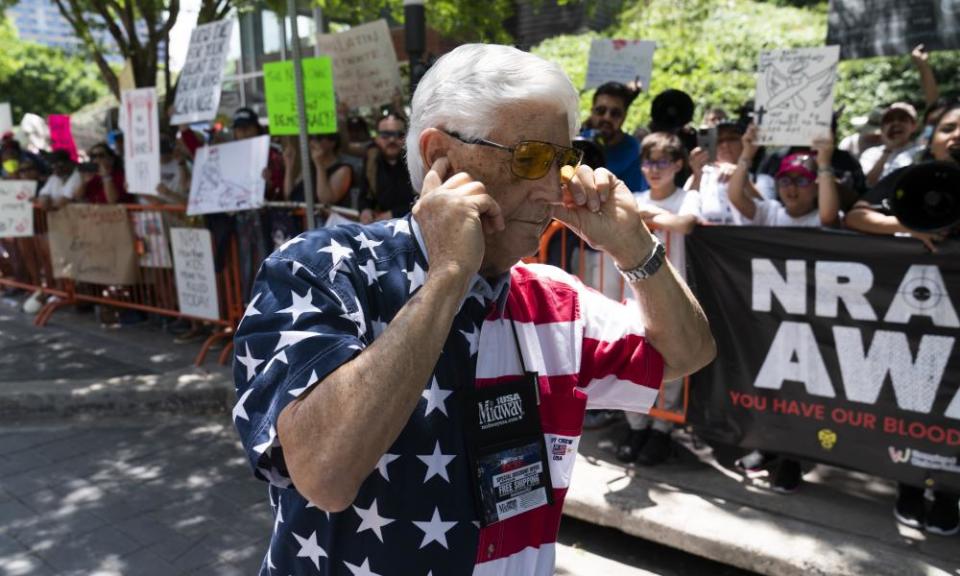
[288,0,315,230]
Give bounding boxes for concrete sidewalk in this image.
[1,299,958,575]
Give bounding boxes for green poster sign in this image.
[263,57,337,135]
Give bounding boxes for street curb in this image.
[0,367,234,420]
[563,453,952,576]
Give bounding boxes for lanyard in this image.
[505,299,540,405]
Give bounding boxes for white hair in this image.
[405,43,581,192]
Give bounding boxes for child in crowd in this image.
[617,132,701,465]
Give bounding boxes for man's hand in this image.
[551,165,655,270]
[412,157,504,284]
[911,44,930,67]
[740,123,760,162]
[811,133,834,168]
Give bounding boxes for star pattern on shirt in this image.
[277,288,322,324]
[232,388,253,422]
[407,262,426,294]
[460,324,480,357]
[344,558,383,576]
[236,343,264,382]
[239,292,262,328]
[354,231,384,259]
[274,330,321,352]
[288,369,318,397]
[421,377,452,417]
[375,452,401,482]
[371,317,388,338]
[353,498,395,542]
[341,296,367,337]
[360,259,387,286]
[318,238,353,281]
[292,530,327,571]
[412,507,457,549]
[264,349,288,373]
[417,441,456,483]
[278,236,306,253]
[387,219,410,236]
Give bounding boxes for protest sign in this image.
[171,227,220,321]
[121,88,161,195]
[316,19,402,109]
[263,57,336,135]
[687,227,960,492]
[47,114,78,162]
[0,103,12,134]
[827,0,960,60]
[131,211,172,268]
[584,39,656,91]
[46,204,137,285]
[754,46,839,147]
[171,19,234,125]
[0,181,35,238]
[187,134,269,216]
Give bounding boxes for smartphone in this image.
[78,162,98,173]
[697,127,718,162]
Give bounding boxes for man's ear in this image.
[420,128,454,170]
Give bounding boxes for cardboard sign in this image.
[263,57,337,135]
[171,227,220,321]
[0,103,12,135]
[121,88,162,194]
[131,211,172,268]
[827,0,960,60]
[0,181,35,238]
[46,204,138,285]
[171,19,235,125]
[48,115,78,162]
[316,19,403,109]
[186,135,270,216]
[584,39,656,90]
[754,46,840,147]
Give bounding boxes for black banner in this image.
[686,227,960,491]
[826,0,960,60]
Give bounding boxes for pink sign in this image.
[47,114,78,162]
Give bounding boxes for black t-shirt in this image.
[290,160,352,208]
[358,149,415,217]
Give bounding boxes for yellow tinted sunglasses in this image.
[445,131,583,180]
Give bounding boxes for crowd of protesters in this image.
[1,41,958,536]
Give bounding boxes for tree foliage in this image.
[533,0,959,138]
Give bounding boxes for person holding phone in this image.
[232,43,715,575]
[81,142,131,204]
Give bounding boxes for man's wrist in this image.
[611,230,656,272]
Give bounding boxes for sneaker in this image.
[582,410,620,430]
[616,428,649,463]
[22,290,43,314]
[894,485,926,529]
[734,450,776,474]
[771,459,803,494]
[926,493,959,536]
[635,430,672,466]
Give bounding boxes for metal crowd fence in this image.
[532,221,689,425]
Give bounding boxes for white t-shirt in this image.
[38,170,82,200]
[859,143,921,180]
[735,198,822,227]
[633,187,701,280]
[698,165,736,224]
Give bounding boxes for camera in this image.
[696,127,717,162]
[78,162,99,174]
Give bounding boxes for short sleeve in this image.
[233,253,366,489]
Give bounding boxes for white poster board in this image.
[187,135,270,216]
[131,211,172,268]
[121,87,161,194]
[754,46,840,147]
[171,19,234,125]
[316,19,403,109]
[584,39,657,90]
[0,103,12,135]
[0,181,35,238]
[171,227,220,321]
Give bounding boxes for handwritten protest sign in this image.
[0,181,35,238]
[264,57,337,135]
[0,103,12,135]
[47,204,137,285]
[171,19,234,125]
[122,88,161,194]
[131,211,172,268]
[316,19,402,109]
[754,46,840,147]
[584,39,657,90]
[48,114,78,162]
[187,134,270,216]
[171,227,220,321]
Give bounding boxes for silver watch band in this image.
[615,239,665,282]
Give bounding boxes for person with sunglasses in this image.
[586,81,648,193]
[358,114,416,224]
[233,43,715,576]
[81,142,132,204]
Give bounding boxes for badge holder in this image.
[463,314,554,527]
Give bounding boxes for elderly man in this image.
[233,44,715,576]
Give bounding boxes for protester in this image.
[37,150,82,208]
[358,113,416,223]
[686,121,745,224]
[233,43,716,575]
[16,155,46,195]
[618,132,702,465]
[1,137,24,178]
[154,135,191,204]
[700,107,728,128]
[286,134,353,207]
[839,107,883,160]
[81,142,131,204]
[860,102,922,188]
[586,80,647,192]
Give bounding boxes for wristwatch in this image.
[615,239,665,282]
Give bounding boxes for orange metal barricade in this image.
[534,221,689,425]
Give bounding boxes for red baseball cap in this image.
[775,153,817,181]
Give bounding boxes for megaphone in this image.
[649,89,695,133]
[876,161,960,232]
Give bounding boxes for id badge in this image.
[463,372,554,527]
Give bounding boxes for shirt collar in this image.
[408,214,511,313]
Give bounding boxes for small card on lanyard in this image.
[463,370,554,527]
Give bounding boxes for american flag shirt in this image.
[233,214,664,576]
